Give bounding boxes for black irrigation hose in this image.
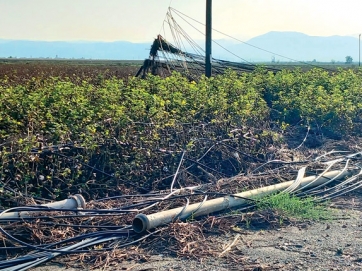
[0,230,130,255]
[0,229,160,271]
[31,227,133,250]
[0,213,135,221]
[34,222,128,229]
[0,246,28,251]
[95,192,170,201]
[0,207,139,256]
[0,223,131,255]
[0,206,137,214]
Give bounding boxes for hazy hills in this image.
[218,31,359,62]
[0,31,359,62]
[0,40,150,60]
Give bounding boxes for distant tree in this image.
[331,59,336,64]
[271,56,275,63]
[345,56,353,64]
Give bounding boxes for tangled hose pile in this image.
[0,146,361,270]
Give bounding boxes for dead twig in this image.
[218,233,240,257]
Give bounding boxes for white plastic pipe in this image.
[133,170,352,233]
[0,194,86,220]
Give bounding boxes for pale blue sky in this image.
[1,0,361,42]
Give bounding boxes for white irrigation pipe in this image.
[132,170,355,233]
[0,194,86,220]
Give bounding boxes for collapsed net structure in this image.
[135,8,278,79]
[135,34,259,80]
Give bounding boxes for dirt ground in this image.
[30,191,362,271]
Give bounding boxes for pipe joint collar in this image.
[69,194,86,209]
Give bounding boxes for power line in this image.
[170,7,335,71]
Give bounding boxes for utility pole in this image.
[359,34,361,67]
[205,0,212,77]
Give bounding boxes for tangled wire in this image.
[0,135,362,270]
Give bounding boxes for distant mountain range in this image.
[0,32,360,62]
[215,31,359,63]
[0,40,150,60]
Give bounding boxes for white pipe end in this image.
[133,214,150,233]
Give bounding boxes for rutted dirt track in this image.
[32,193,362,271]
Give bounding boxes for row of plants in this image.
[0,68,361,202]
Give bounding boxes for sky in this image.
[1,0,362,42]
